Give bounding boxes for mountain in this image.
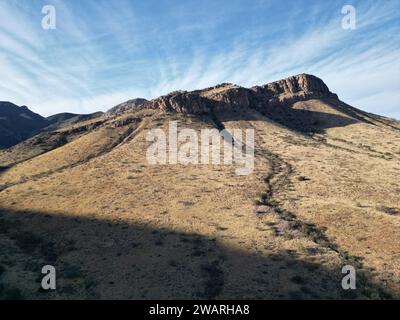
[0,111,109,167]
[106,98,148,115]
[0,102,49,148]
[0,74,399,299]
[0,102,105,150]
[46,112,82,123]
[44,111,104,131]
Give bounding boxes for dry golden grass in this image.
[0,100,399,299]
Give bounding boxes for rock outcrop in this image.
[254,74,334,97]
[140,74,338,115]
[250,74,338,109]
[0,74,337,149]
[144,91,209,114]
[107,98,148,115]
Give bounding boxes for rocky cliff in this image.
[140,74,338,115]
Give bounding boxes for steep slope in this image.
[0,74,399,299]
[0,102,105,150]
[0,112,111,168]
[0,112,147,187]
[0,102,48,149]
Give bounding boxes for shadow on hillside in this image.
[210,99,359,134]
[0,207,393,300]
[0,166,10,174]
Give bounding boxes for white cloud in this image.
[143,2,400,118]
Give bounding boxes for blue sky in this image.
[0,0,399,118]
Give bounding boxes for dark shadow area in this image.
[324,98,400,132]
[0,166,10,174]
[259,106,359,134]
[0,208,393,300]
[321,98,376,126]
[210,103,359,134]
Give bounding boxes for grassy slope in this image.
[0,100,399,299]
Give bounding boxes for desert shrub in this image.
[377,206,399,215]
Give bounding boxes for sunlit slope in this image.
[0,114,109,167]
[0,115,142,186]
[0,103,399,299]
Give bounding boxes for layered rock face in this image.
[255,74,334,96]
[250,74,338,109]
[139,74,338,115]
[144,91,210,114]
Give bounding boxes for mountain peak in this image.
[138,74,337,115]
[252,73,336,98]
[0,102,48,148]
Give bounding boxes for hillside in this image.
[0,74,399,299]
[44,112,104,131]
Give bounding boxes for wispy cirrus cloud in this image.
[0,0,399,118]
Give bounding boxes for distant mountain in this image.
[0,102,48,148]
[0,102,105,149]
[106,98,148,115]
[44,111,104,131]
[46,112,103,123]
[46,112,82,123]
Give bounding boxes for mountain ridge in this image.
[135,73,338,115]
[1,73,398,149]
[1,73,400,299]
[0,102,104,149]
